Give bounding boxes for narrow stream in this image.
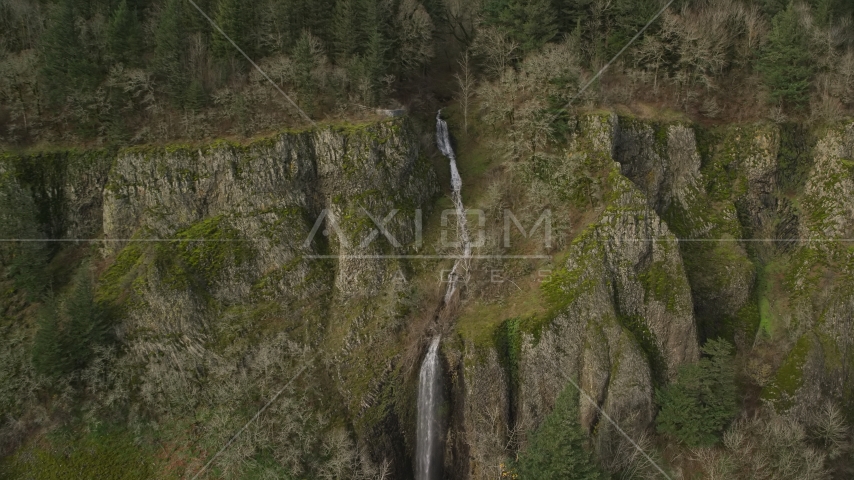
[415,112,472,480]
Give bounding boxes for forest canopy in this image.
[0,0,852,146]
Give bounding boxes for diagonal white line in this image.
[185,0,316,127]
[189,357,314,480]
[559,0,677,111]
[561,372,672,479]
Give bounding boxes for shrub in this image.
[656,338,739,446]
[756,2,815,110]
[514,383,604,479]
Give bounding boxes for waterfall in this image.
[436,111,471,304]
[415,336,442,480]
[414,112,472,480]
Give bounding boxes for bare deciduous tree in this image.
[440,0,482,44]
[395,0,435,75]
[454,50,475,133]
[471,25,519,79]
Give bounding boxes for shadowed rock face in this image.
[450,114,700,478]
[451,117,854,479]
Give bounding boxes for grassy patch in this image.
[638,260,681,312]
[151,216,253,292]
[455,285,548,349]
[2,427,159,479]
[761,334,812,410]
[756,259,789,338]
[96,242,145,305]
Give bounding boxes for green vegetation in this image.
[513,382,605,479]
[2,0,853,145]
[39,0,96,106]
[153,0,189,105]
[32,265,112,377]
[0,175,48,299]
[2,428,156,480]
[619,314,667,387]
[106,0,143,67]
[4,0,854,476]
[656,339,738,446]
[484,0,559,53]
[494,317,522,422]
[761,334,812,410]
[638,260,680,312]
[756,2,816,110]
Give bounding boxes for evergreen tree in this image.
[761,0,787,17]
[185,79,208,111]
[552,0,593,38]
[32,297,64,376]
[491,0,558,53]
[0,177,48,300]
[756,2,815,110]
[106,0,143,66]
[809,0,853,27]
[515,383,605,480]
[184,0,214,37]
[31,265,111,376]
[606,0,661,57]
[62,266,109,371]
[293,31,320,100]
[212,0,254,60]
[355,0,381,50]
[656,339,739,446]
[154,0,188,104]
[261,0,335,53]
[361,28,388,104]
[303,0,336,45]
[332,0,358,60]
[40,0,96,104]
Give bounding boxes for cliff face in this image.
[761,123,854,416]
[103,121,436,296]
[5,113,854,479]
[450,115,700,478]
[0,149,113,241]
[95,119,438,478]
[616,120,756,343]
[2,120,439,476]
[449,116,854,479]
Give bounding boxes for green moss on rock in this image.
[761,334,812,410]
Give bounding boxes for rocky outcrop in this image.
[762,122,854,414]
[451,114,700,478]
[0,150,113,240]
[615,120,702,214]
[516,170,698,456]
[617,119,757,344]
[447,117,854,479]
[96,118,439,478]
[103,120,437,298]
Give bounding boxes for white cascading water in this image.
[435,111,471,304]
[415,112,472,480]
[415,335,442,480]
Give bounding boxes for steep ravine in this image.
[415,112,473,480]
[446,114,700,478]
[445,115,854,479]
